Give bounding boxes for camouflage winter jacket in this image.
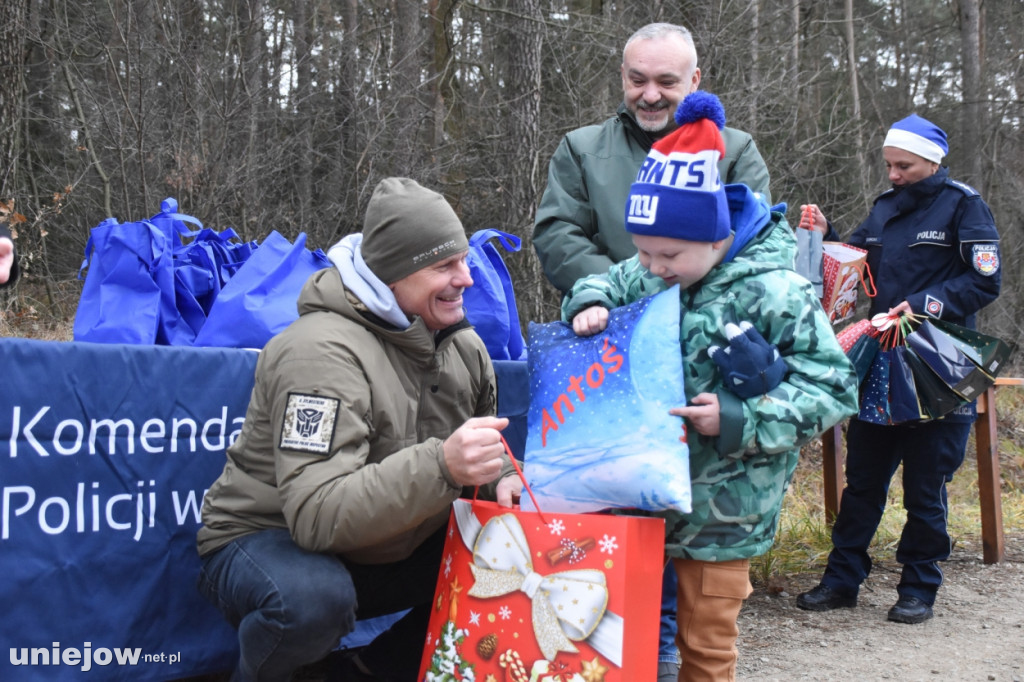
[562,185,859,561]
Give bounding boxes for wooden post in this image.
[821,424,844,524]
[974,382,1015,564]
[821,377,1021,563]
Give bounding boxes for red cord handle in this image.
[470,434,548,525]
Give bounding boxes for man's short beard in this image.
[631,101,671,134]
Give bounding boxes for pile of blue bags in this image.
[73,198,330,349]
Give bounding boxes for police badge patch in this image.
[280,393,340,454]
[972,244,1000,277]
[924,294,944,317]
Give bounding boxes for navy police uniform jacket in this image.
[830,167,1000,328]
[828,167,1001,423]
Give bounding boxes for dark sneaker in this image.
[657,660,680,682]
[887,596,933,624]
[795,584,857,611]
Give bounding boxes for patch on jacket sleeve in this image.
[279,393,339,454]
[924,295,944,318]
[972,244,1000,277]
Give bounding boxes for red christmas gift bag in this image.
[821,242,876,325]
[835,318,875,353]
[418,497,665,682]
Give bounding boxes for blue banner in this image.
[1,339,253,680]
[0,338,530,680]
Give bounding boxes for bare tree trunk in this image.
[237,0,265,234]
[790,0,800,91]
[504,0,548,324]
[844,0,867,196]
[336,0,359,208]
[959,0,984,191]
[0,0,29,200]
[293,0,313,226]
[747,0,760,126]
[428,0,459,175]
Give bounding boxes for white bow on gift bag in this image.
[455,501,624,665]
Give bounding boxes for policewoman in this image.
[795,114,1001,624]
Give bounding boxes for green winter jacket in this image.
[198,267,508,564]
[561,186,858,561]
[533,103,772,294]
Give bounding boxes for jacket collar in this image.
[882,166,948,215]
[616,103,656,151]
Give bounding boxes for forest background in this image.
[0,0,1021,348]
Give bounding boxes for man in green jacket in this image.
[533,22,771,296]
[197,178,520,681]
[532,23,772,680]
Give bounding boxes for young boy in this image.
[562,91,859,682]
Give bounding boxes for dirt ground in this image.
[735,533,1024,682]
[185,535,1024,682]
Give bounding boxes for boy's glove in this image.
[708,321,787,399]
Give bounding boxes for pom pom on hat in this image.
[626,92,730,242]
[674,90,727,130]
[883,113,948,164]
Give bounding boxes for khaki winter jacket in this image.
[197,267,503,564]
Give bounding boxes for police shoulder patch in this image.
[279,392,340,454]
[972,243,1000,277]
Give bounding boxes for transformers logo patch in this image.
[280,393,339,454]
[924,295,944,317]
[972,244,999,276]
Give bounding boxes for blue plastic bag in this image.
[73,217,180,344]
[173,226,258,340]
[192,230,331,349]
[463,229,526,360]
[74,198,214,346]
[521,286,691,514]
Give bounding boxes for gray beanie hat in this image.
[362,177,469,284]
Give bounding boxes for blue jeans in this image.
[198,526,445,681]
[661,562,681,665]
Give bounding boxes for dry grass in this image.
[0,279,78,341]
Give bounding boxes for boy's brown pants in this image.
[672,557,753,682]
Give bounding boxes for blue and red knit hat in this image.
[625,91,730,242]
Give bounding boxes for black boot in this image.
[796,584,857,611]
[887,596,933,624]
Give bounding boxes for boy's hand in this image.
[571,305,609,336]
[670,393,720,436]
[708,322,787,399]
